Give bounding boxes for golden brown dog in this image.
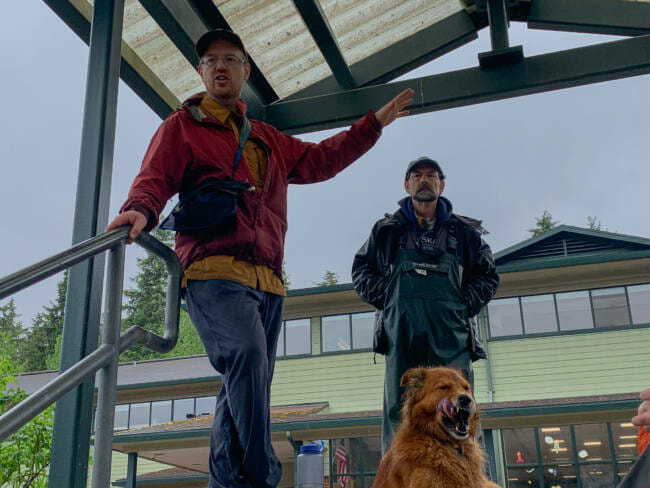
[372,367,498,488]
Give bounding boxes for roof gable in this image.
[495,225,650,271]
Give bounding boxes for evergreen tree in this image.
[22,272,68,372]
[0,299,26,372]
[528,211,559,237]
[119,228,206,360]
[314,270,340,287]
[0,355,54,487]
[282,260,291,291]
[120,228,175,361]
[166,311,206,358]
[587,216,602,230]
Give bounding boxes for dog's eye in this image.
[438,385,451,390]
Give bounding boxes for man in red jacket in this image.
[106,29,413,488]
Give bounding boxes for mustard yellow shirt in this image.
[182,95,285,296]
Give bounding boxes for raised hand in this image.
[374,88,415,127]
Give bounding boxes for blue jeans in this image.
[185,279,283,488]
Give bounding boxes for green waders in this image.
[382,246,473,454]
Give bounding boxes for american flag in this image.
[334,440,349,488]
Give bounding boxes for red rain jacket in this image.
[121,94,382,276]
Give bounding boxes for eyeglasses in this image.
[199,55,247,68]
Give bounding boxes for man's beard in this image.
[413,187,438,202]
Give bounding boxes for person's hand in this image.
[631,387,650,433]
[105,210,147,244]
[374,88,415,127]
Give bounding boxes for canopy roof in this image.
[46,0,650,133]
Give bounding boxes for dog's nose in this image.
[458,394,472,407]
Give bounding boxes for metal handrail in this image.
[0,226,181,486]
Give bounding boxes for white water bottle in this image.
[296,443,323,488]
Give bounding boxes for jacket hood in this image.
[397,195,453,227]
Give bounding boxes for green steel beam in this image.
[42,0,174,119]
[138,0,201,66]
[126,452,138,488]
[483,399,639,419]
[49,0,124,485]
[265,34,650,134]
[292,0,355,90]
[188,0,278,106]
[528,0,650,36]
[486,0,510,51]
[285,10,478,100]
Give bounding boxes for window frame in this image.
[320,312,375,355]
[327,436,380,488]
[501,422,638,487]
[487,283,650,341]
[277,317,312,359]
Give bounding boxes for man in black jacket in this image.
[352,157,499,453]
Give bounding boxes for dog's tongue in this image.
[437,397,454,418]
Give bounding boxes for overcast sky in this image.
[2,2,649,326]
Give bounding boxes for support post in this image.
[126,452,138,488]
[48,0,125,486]
[91,243,125,487]
[478,0,523,68]
[487,0,510,51]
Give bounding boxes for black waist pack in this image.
[159,114,253,233]
[159,178,253,233]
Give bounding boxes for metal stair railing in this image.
[0,226,181,487]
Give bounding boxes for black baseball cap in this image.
[405,157,445,180]
[196,29,248,59]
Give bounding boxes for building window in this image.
[538,425,572,463]
[322,313,374,353]
[556,291,593,331]
[150,400,171,425]
[351,312,374,351]
[276,322,285,357]
[129,402,150,429]
[488,283,649,339]
[574,422,610,461]
[172,397,195,421]
[322,315,351,352]
[283,318,311,357]
[591,287,630,328]
[114,404,129,431]
[627,283,650,324]
[502,422,637,487]
[610,422,639,460]
[502,427,537,466]
[488,298,523,337]
[521,294,558,334]
[195,396,216,416]
[328,437,380,488]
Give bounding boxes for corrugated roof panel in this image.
[67,0,650,112]
[217,0,332,98]
[216,0,466,97]
[321,0,466,66]
[122,0,203,102]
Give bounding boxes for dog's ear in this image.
[400,367,426,390]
